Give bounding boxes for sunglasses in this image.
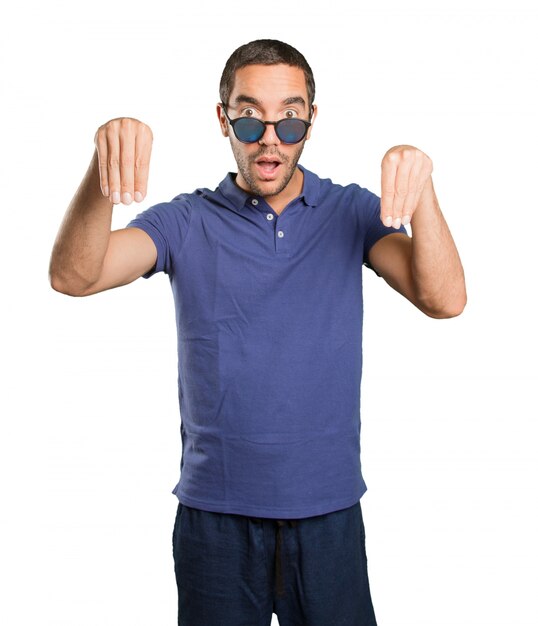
[221,105,312,145]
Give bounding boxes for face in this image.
[217,64,316,205]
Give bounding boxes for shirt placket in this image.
[249,197,292,255]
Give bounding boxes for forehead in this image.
[230,64,308,108]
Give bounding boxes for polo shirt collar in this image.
[217,163,320,211]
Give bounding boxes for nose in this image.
[259,122,281,146]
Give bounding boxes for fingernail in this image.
[402,215,411,226]
[393,218,401,229]
[103,185,109,197]
[122,192,132,205]
[111,191,121,204]
[134,191,143,203]
[384,216,393,227]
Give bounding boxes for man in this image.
[49,39,466,626]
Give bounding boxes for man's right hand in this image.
[49,118,157,296]
[94,117,153,206]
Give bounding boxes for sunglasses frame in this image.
[221,105,312,145]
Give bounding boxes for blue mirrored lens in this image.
[276,119,307,143]
[234,118,265,142]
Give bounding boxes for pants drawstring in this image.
[248,517,298,598]
[275,519,297,597]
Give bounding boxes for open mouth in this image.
[255,158,282,178]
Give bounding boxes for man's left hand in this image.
[380,145,433,228]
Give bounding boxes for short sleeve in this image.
[357,186,409,277]
[126,195,192,278]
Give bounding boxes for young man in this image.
[49,39,466,626]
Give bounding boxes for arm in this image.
[49,119,155,297]
[367,146,467,319]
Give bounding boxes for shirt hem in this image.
[173,488,367,519]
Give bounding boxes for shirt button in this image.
[277,230,284,238]
[251,199,258,206]
[266,213,274,221]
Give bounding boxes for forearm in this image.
[49,150,113,294]
[410,177,467,317]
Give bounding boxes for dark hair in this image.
[219,39,315,111]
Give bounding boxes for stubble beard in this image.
[230,140,306,198]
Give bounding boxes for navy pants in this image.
[172,499,377,625]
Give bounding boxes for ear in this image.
[305,104,317,141]
[216,103,229,138]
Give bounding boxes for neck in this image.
[268,167,304,214]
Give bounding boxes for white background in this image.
[1,0,537,624]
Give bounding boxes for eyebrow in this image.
[232,95,306,108]
[283,96,306,106]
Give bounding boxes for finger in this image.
[401,155,422,224]
[119,127,136,205]
[415,156,433,203]
[95,130,109,198]
[106,124,121,205]
[381,153,398,227]
[134,124,153,202]
[391,150,415,228]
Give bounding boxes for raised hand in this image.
[94,117,153,205]
[380,145,433,229]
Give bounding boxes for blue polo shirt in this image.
[127,164,408,519]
